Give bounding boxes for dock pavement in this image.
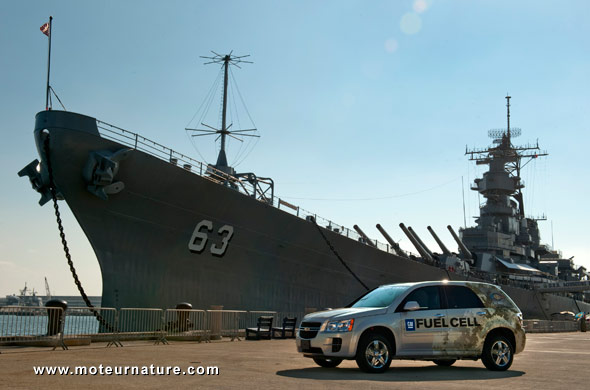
[1,332,589,389]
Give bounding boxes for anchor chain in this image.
[312,219,369,291]
[43,134,116,333]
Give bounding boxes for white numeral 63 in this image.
[188,220,234,257]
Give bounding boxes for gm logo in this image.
[405,319,416,331]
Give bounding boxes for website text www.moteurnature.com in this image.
[33,364,219,376]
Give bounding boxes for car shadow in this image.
[276,365,525,382]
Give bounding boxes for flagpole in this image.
[45,16,53,110]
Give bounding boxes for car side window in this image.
[444,286,484,309]
[396,286,441,312]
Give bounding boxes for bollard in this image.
[176,302,193,332]
[581,315,587,333]
[45,299,67,336]
[209,305,223,340]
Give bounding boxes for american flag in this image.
[40,22,50,36]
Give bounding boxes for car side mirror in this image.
[403,301,422,311]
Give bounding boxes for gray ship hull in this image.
[27,111,590,319]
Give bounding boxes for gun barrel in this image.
[427,226,451,255]
[408,226,435,258]
[376,224,408,258]
[447,225,473,260]
[399,223,434,263]
[353,224,376,248]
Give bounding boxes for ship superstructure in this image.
[461,96,559,275]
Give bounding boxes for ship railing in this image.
[0,306,67,350]
[96,120,265,199]
[279,202,414,257]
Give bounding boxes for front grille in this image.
[299,321,321,339]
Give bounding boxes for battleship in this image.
[18,52,590,320]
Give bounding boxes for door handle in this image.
[434,313,445,317]
[476,311,486,316]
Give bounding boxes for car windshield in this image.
[351,285,411,308]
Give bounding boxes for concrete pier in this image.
[1,333,589,389]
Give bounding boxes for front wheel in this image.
[312,357,342,368]
[433,359,456,367]
[481,335,514,371]
[355,333,393,373]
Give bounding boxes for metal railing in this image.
[0,306,66,350]
[163,309,209,341]
[0,307,306,352]
[207,310,246,341]
[524,320,580,333]
[62,307,118,343]
[117,308,166,343]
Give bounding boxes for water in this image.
[0,314,101,337]
[0,297,107,337]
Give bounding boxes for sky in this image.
[1,0,589,297]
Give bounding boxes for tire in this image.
[433,359,456,367]
[481,334,514,371]
[312,357,343,368]
[355,333,393,373]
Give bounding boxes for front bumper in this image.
[296,331,357,359]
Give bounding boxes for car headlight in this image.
[324,319,354,333]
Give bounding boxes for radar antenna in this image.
[185,52,259,175]
[487,95,521,142]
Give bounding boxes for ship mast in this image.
[465,96,548,221]
[186,51,259,176]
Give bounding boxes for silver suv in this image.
[296,281,526,373]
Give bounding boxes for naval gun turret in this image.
[400,223,470,273]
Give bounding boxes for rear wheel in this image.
[481,335,514,371]
[355,333,393,373]
[312,357,342,368]
[433,359,456,367]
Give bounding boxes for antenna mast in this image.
[186,51,259,175]
[506,94,511,138]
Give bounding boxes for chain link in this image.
[43,134,116,333]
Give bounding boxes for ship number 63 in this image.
[188,220,234,256]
